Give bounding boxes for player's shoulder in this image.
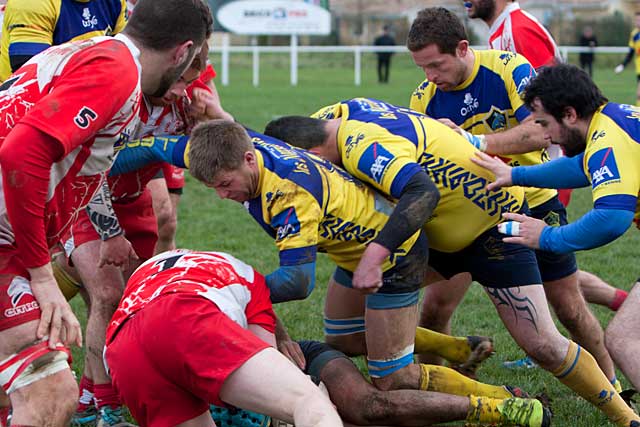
[66,36,138,83]
[478,49,531,71]
[6,0,58,16]
[596,103,640,143]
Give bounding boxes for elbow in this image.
[267,268,315,304]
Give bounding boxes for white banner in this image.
[217,0,331,35]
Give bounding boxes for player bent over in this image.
[105,250,341,427]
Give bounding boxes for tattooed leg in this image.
[485,284,569,370]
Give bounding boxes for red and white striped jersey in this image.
[488,2,561,69]
[0,34,141,254]
[106,250,275,344]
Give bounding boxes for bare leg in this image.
[219,348,342,427]
[418,271,471,364]
[578,270,625,309]
[175,411,215,427]
[606,281,640,390]
[324,278,367,356]
[544,272,616,380]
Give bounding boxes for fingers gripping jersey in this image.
[583,104,640,216]
[106,250,276,345]
[0,35,141,251]
[488,2,561,70]
[311,98,525,252]
[246,131,421,272]
[409,49,556,208]
[0,0,128,81]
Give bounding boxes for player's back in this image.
[314,98,525,252]
[0,0,128,81]
[248,131,421,273]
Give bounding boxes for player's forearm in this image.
[86,179,123,241]
[484,120,548,155]
[0,125,63,267]
[621,47,635,67]
[374,171,439,252]
[539,208,634,253]
[512,153,590,189]
[110,135,189,176]
[266,262,317,303]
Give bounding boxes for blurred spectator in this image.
[374,25,395,83]
[579,26,597,77]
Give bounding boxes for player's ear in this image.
[456,40,470,57]
[563,106,578,124]
[173,40,195,66]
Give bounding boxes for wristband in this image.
[461,130,488,152]
[498,221,520,236]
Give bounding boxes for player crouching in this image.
[104,250,341,427]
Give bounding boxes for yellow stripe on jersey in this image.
[249,133,420,272]
[409,49,556,208]
[583,104,640,214]
[313,98,525,253]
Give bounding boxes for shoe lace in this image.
[100,406,125,425]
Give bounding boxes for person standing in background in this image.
[614,11,640,106]
[374,25,395,83]
[579,26,597,77]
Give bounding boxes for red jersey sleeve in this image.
[198,62,216,84]
[511,14,557,69]
[244,271,277,333]
[19,40,139,156]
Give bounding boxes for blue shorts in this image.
[529,196,578,282]
[428,220,541,289]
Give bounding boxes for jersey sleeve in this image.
[511,21,556,69]
[114,0,129,34]
[198,61,216,84]
[110,135,189,176]
[267,178,323,267]
[19,41,139,156]
[584,136,640,212]
[504,53,536,123]
[5,0,57,57]
[409,80,430,114]
[310,102,343,120]
[343,130,422,199]
[243,271,277,333]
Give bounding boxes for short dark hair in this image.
[188,120,253,184]
[407,7,467,54]
[523,64,608,122]
[264,116,328,150]
[125,0,213,51]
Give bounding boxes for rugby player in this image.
[105,250,342,427]
[472,63,640,395]
[615,11,640,106]
[0,0,212,424]
[264,97,640,427]
[188,121,431,393]
[0,0,128,82]
[407,5,620,392]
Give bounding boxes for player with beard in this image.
[472,63,640,396]
[0,1,212,425]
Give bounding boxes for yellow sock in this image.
[466,395,504,424]
[553,341,640,427]
[419,364,512,398]
[415,327,470,363]
[52,257,82,301]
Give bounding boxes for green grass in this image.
[70,56,640,426]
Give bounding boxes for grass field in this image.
[71,53,640,426]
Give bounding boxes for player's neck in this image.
[485,1,509,28]
[324,119,342,165]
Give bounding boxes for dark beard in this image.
[469,0,496,21]
[149,45,197,98]
[562,127,587,157]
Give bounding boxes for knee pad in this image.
[0,341,71,394]
[323,316,365,337]
[365,290,420,310]
[367,344,415,378]
[210,404,270,427]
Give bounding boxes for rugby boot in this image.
[503,355,538,370]
[96,406,136,427]
[452,336,495,379]
[498,397,552,427]
[71,406,97,427]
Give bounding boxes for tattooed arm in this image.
[86,178,138,269]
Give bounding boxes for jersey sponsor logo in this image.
[590,130,606,143]
[82,8,99,28]
[588,147,621,188]
[619,104,640,122]
[484,106,508,131]
[460,93,479,117]
[344,133,365,159]
[74,106,98,129]
[319,214,377,243]
[4,276,39,318]
[513,64,536,95]
[418,152,521,216]
[273,207,301,241]
[499,52,515,65]
[358,142,393,184]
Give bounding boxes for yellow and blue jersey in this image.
[0,0,128,81]
[311,98,525,253]
[246,130,421,272]
[583,103,640,216]
[409,49,556,208]
[628,28,640,75]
